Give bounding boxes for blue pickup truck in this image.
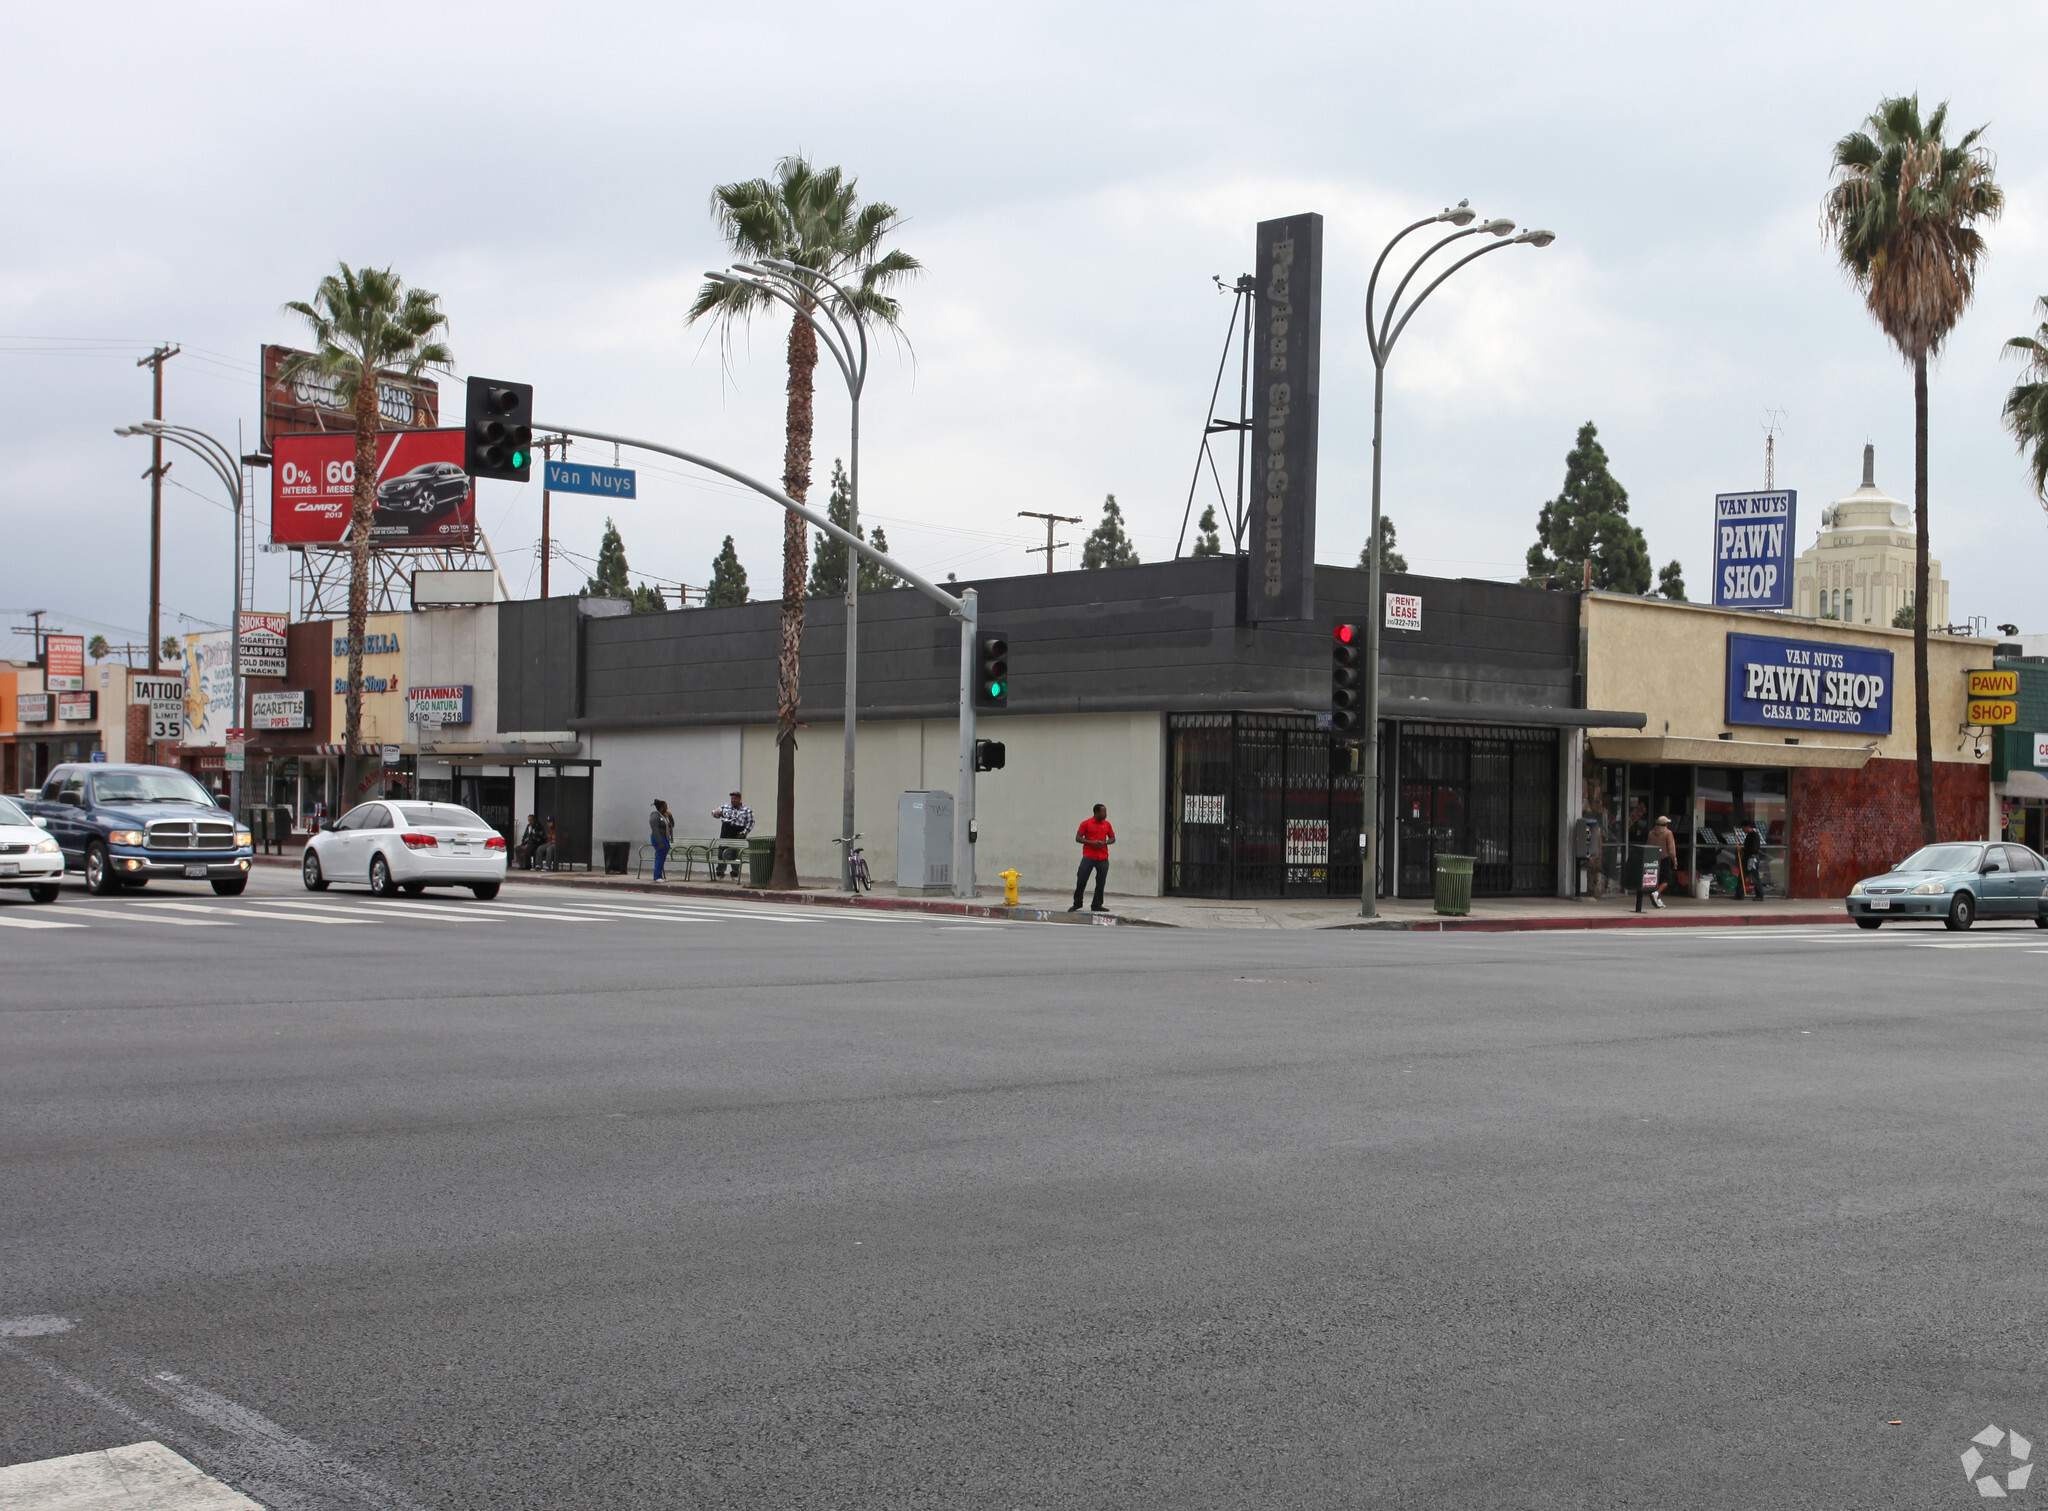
[24,762,254,896]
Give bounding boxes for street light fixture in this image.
[1356,203,1556,919]
[115,419,247,813]
[703,257,873,893]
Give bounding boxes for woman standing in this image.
[649,799,674,882]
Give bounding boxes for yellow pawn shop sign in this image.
[1967,669,2019,726]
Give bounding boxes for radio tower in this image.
[1762,409,1786,489]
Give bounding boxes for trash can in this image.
[746,836,775,887]
[601,840,630,876]
[1433,854,1475,916]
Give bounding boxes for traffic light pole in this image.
[535,420,981,899]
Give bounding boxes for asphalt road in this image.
[4,866,2047,1509]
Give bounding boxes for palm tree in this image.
[2001,296,2048,509]
[687,156,918,889]
[278,265,451,810]
[1823,95,2002,844]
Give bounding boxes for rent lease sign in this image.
[1725,631,1892,734]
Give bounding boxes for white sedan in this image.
[302,799,507,899]
[0,794,65,903]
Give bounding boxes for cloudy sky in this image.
[5,0,2046,654]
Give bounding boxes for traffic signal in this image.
[974,633,1009,708]
[1331,622,1361,736]
[465,376,533,482]
[974,738,1007,772]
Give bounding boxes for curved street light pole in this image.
[116,420,246,811]
[705,260,872,892]
[1358,209,1555,918]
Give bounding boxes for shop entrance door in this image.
[1397,733,1468,896]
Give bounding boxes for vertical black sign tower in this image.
[1248,212,1322,624]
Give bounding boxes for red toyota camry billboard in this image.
[271,429,477,548]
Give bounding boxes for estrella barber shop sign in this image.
[1726,631,1892,734]
[1712,491,1796,610]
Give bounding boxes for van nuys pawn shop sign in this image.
[1726,631,1892,734]
[1712,491,1796,610]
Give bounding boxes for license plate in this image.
[1868,898,1890,911]
[0,863,16,876]
[184,865,209,878]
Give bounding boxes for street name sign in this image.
[545,460,637,498]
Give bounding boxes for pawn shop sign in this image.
[1967,669,2018,727]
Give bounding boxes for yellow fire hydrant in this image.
[999,868,1021,907]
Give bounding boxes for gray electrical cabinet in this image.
[897,790,954,893]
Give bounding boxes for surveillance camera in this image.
[1974,741,1987,759]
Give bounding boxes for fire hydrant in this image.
[999,868,1021,907]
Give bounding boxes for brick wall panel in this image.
[1791,757,1989,897]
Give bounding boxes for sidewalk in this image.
[253,849,1847,932]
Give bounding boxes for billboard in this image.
[181,631,236,747]
[271,429,477,548]
[1725,631,1892,735]
[1712,491,1796,611]
[260,344,440,450]
[238,611,289,678]
[45,634,85,692]
[406,685,472,726]
[1248,212,1322,623]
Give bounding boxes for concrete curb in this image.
[248,853,1172,927]
[1324,909,1849,933]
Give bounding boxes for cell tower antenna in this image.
[1761,408,1787,490]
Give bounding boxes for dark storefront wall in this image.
[1167,716,1557,900]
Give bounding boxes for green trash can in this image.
[746,836,775,888]
[1433,853,1475,916]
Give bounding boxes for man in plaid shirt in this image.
[712,791,754,880]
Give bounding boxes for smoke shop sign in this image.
[1726,631,1893,735]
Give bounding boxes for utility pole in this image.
[138,343,179,670]
[536,434,570,598]
[11,610,52,666]
[1019,511,1082,573]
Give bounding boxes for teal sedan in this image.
[1846,842,2048,931]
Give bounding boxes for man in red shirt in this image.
[1070,803,1116,912]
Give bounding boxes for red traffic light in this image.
[1333,622,1357,644]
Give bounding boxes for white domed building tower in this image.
[1793,444,1948,628]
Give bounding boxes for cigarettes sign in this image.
[1712,491,1796,611]
[271,429,476,547]
[237,611,288,678]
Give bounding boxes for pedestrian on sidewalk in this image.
[649,799,674,881]
[1740,820,1764,899]
[536,817,558,873]
[712,791,753,880]
[1069,803,1115,913]
[1648,813,1677,909]
[516,813,544,871]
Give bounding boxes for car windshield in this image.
[93,770,219,806]
[0,796,29,826]
[1897,844,1984,873]
[396,804,489,829]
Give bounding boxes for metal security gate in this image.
[1166,713,1364,899]
[1391,724,1556,898]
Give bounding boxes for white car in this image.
[301,799,507,899]
[0,794,66,903]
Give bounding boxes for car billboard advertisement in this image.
[271,429,477,548]
[260,344,440,451]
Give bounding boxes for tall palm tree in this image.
[687,156,918,890]
[2001,296,2048,509]
[278,265,451,810]
[1823,95,2002,844]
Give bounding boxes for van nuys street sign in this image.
[544,460,636,498]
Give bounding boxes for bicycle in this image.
[831,834,873,892]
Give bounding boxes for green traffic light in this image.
[987,681,1005,698]
[511,449,528,470]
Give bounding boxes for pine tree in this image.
[584,518,632,599]
[808,461,858,597]
[1359,515,1408,573]
[1191,503,1223,557]
[862,527,902,592]
[1523,422,1651,593]
[706,536,750,607]
[1656,560,1687,601]
[1081,493,1140,569]
[631,583,669,614]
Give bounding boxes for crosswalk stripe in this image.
[0,913,84,930]
[73,910,234,928]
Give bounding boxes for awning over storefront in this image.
[1588,735,1877,768]
[1381,699,1646,729]
[419,739,581,758]
[2000,770,2048,800]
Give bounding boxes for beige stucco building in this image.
[1793,445,1948,629]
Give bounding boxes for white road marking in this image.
[0,1440,263,1509]
[0,914,84,930]
[68,911,233,928]
[120,901,239,916]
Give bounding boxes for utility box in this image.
[897,790,954,893]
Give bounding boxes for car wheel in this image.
[2036,911,2048,930]
[1945,892,1975,931]
[1854,917,1882,930]
[401,881,426,897]
[303,849,329,891]
[211,876,248,897]
[84,841,121,896]
[28,884,59,904]
[369,854,396,898]
[469,882,500,901]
